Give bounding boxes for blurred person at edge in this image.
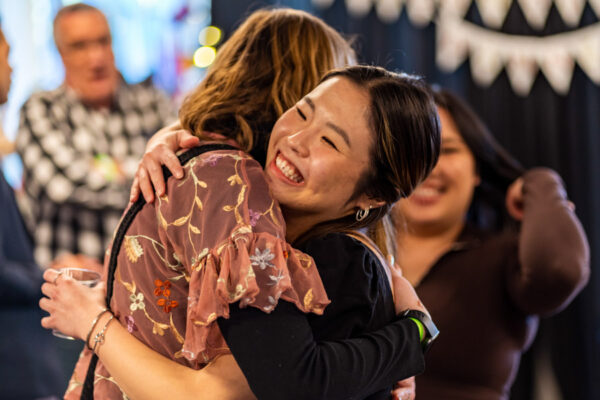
[16,3,174,270]
[0,26,65,400]
[391,88,589,400]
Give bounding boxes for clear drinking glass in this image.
[52,267,102,340]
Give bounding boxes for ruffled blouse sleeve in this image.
[156,149,330,362]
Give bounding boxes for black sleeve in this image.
[218,303,423,400]
[217,234,426,400]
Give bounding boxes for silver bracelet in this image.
[92,314,114,353]
[85,308,109,350]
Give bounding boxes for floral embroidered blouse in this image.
[65,147,330,399]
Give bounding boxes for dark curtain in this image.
[212,1,599,399]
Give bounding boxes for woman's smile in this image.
[272,152,304,184]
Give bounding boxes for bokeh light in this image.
[198,26,222,46]
[193,46,216,68]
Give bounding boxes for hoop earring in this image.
[356,207,370,222]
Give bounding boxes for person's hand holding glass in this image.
[40,267,105,341]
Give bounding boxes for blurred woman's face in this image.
[397,106,479,233]
[264,76,377,234]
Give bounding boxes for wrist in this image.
[401,309,439,353]
[85,308,111,349]
[90,312,115,353]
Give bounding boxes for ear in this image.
[354,194,386,211]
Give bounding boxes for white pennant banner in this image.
[475,0,512,29]
[438,0,472,19]
[311,0,600,95]
[517,0,553,30]
[345,0,374,17]
[314,0,600,28]
[437,17,600,95]
[406,0,436,26]
[555,0,587,27]
[376,0,404,24]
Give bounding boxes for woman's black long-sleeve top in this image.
[218,233,425,400]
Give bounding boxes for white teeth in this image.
[276,154,302,183]
[413,187,439,197]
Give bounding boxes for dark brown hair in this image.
[179,8,356,164]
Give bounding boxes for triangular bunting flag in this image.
[590,0,600,19]
[406,0,435,26]
[574,25,600,84]
[312,0,336,8]
[438,0,473,18]
[469,39,505,86]
[517,0,553,30]
[436,18,469,71]
[475,0,512,28]
[538,46,575,94]
[376,0,404,24]
[554,0,586,27]
[345,0,374,17]
[506,50,539,95]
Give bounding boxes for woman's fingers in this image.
[129,176,140,203]
[137,164,156,203]
[39,296,51,312]
[159,147,184,179]
[41,282,55,298]
[42,268,61,284]
[178,130,201,149]
[40,315,53,329]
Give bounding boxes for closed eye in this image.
[322,136,338,150]
[441,146,461,155]
[296,106,306,121]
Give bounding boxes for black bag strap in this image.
[81,143,236,399]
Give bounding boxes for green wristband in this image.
[408,317,425,342]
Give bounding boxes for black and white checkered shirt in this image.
[16,81,175,267]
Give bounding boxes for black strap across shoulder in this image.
[81,143,236,399]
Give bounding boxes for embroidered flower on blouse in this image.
[154,279,172,297]
[154,278,178,313]
[124,236,144,263]
[268,269,285,286]
[250,247,275,270]
[125,315,138,333]
[229,283,246,300]
[157,298,179,313]
[129,292,145,312]
[248,209,261,226]
[263,295,277,312]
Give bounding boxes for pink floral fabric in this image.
[65,148,330,398]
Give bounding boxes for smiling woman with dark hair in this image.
[392,88,589,400]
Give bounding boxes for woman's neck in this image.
[282,209,320,243]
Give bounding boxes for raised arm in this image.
[505,168,590,316]
[128,122,200,204]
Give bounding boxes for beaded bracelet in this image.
[92,314,115,353]
[85,308,109,350]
